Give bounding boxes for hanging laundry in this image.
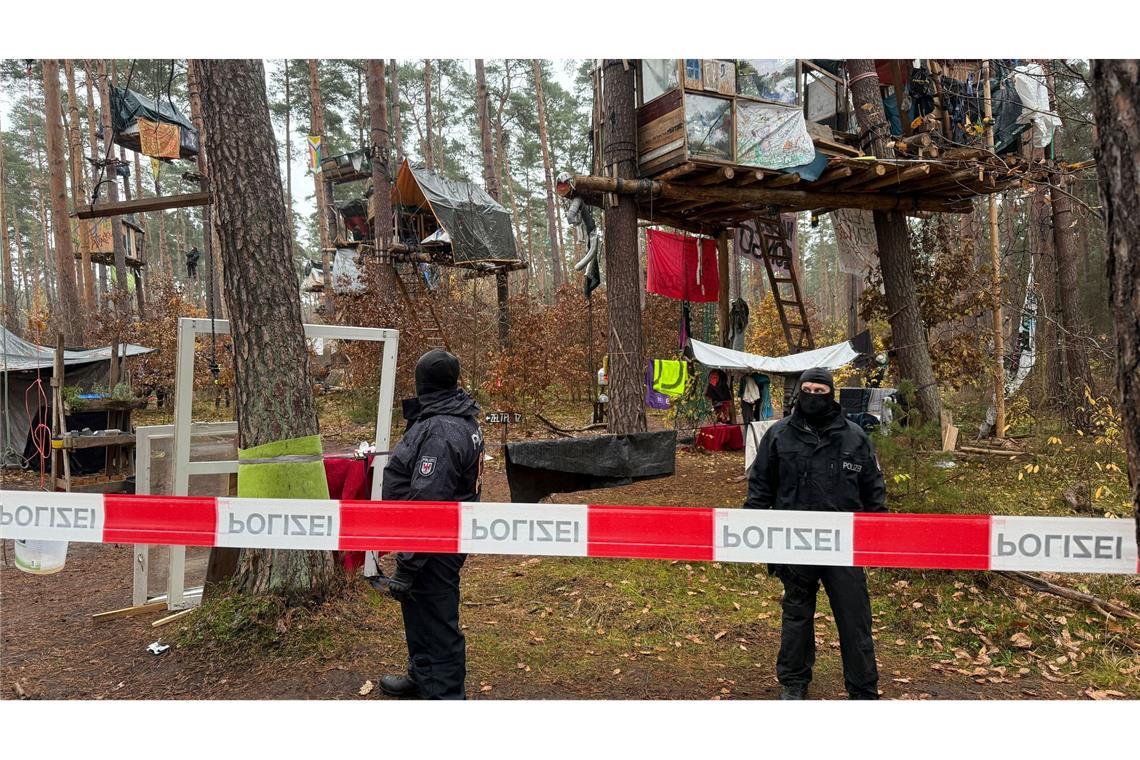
[728,298,749,352]
[704,368,734,424]
[652,359,690,398]
[739,372,773,423]
[679,301,693,351]
[137,118,180,159]
[908,66,936,118]
[645,363,671,410]
[646,229,719,302]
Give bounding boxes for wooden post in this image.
[982,60,1006,438]
[717,232,731,347]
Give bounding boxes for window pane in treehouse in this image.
[684,59,702,89]
[737,59,799,104]
[642,59,679,104]
[684,93,733,162]
[805,72,838,123]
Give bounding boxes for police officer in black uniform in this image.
[376,349,484,700]
[745,367,887,700]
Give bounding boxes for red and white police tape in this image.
[1,490,1137,574]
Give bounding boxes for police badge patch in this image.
[419,456,437,476]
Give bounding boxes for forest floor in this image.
[2,394,1138,700]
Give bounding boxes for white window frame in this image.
[151,317,400,609]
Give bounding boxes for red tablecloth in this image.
[324,455,375,572]
[695,424,744,452]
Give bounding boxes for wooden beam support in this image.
[691,166,735,186]
[766,172,801,188]
[654,161,698,182]
[810,165,854,187]
[859,163,931,192]
[73,191,211,220]
[737,169,767,186]
[569,174,971,214]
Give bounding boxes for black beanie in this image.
[415,349,461,396]
[798,367,835,396]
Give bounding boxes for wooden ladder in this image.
[394,264,452,353]
[755,215,815,354]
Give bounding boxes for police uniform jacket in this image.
[744,402,887,513]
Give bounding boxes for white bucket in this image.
[13,539,69,575]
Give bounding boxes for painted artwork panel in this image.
[737,59,799,104]
[684,93,733,161]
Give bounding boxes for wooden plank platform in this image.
[573,148,1042,233]
[56,433,136,450]
[73,191,211,220]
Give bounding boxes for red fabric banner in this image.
[646,229,720,302]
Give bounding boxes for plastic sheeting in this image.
[1,326,152,373]
[687,335,861,375]
[391,160,519,263]
[1013,64,1062,149]
[504,431,676,503]
[110,87,199,158]
[331,248,365,294]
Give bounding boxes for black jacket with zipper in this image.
[744,401,886,513]
[382,388,485,576]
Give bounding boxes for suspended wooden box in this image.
[634,59,849,178]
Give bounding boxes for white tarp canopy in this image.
[688,336,860,375]
[1,326,152,373]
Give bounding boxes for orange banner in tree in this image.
[138,118,180,159]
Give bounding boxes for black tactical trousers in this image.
[399,554,467,700]
[776,565,879,699]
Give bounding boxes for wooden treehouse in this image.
[573,58,1064,353]
[316,150,527,350]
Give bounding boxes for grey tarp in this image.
[1,327,153,466]
[407,165,519,263]
[110,86,199,158]
[504,431,676,503]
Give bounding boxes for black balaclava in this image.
[415,349,461,397]
[795,367,836,427]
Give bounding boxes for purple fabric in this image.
[645,362,671,410]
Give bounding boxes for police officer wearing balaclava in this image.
[376,350,484,700]
[745,367,887,699]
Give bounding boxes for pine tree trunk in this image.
[187,61,224,317]
[1028,149,1062,410]
[196,59,337,602]
[82,61,107,304]
[476,59,510,347]
[532,60,563,292]
[0,115,14,331]
[64,61,95,311]
[96,60,130,315]
[366,59,396,298]
[284,61,295,257]
[422,60,435,171]
[1044,63,1094,426]
[307,60,334,312]
[1090,59,1140,550]
[390,60,403,165]
[846,59,941,424]
[600,60,647,435]
[42,60,84,345]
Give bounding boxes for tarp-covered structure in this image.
[110,86,199,159]
[1,327,153,467]
[390,159,519,264]
[687,330,871,375]
[504,431,676,503]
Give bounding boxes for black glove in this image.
[365,569,415,603]
[385,568,415,603]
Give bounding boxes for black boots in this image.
[779,685,807,700]
[379,674,421,699]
